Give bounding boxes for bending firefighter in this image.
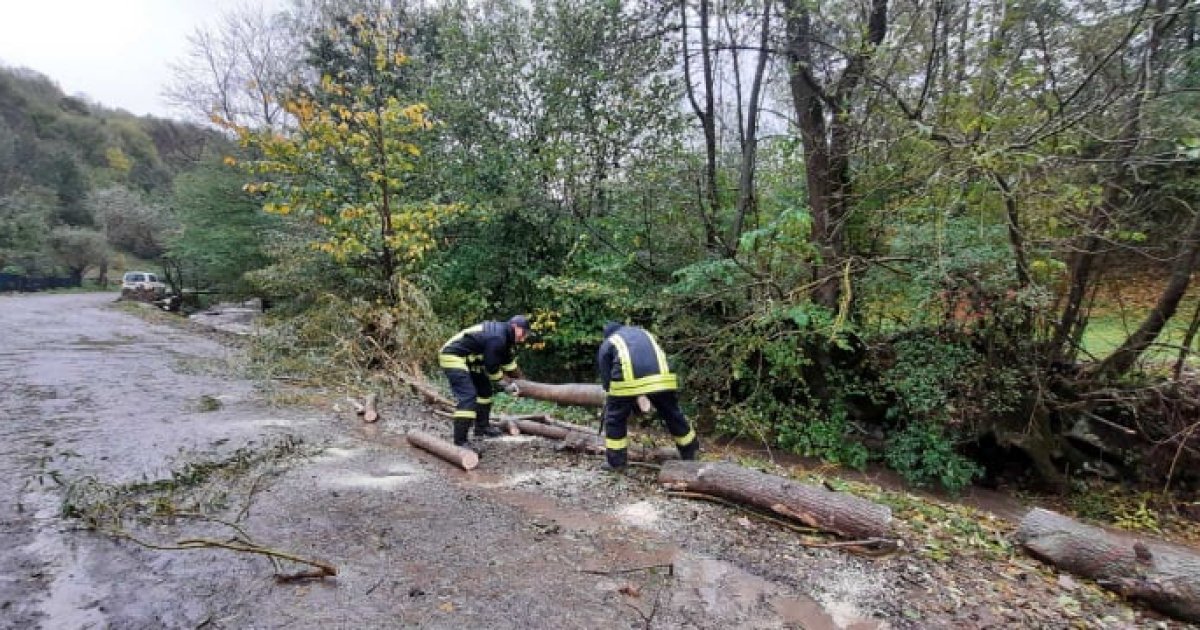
[439,316,530,446]
[597,321,699,469]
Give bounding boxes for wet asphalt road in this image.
[0,293,858,630]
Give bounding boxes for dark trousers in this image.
[603,390,698,467]
[444,365,494,444]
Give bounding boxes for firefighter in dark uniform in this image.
[597,321,699,469]
[439,315,530,446]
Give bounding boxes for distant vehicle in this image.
[121,271,167,297]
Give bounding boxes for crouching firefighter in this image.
[597,321,699,469]
[439,316,530,446]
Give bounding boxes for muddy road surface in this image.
[4,293,1185,630]
[1,293,880,629]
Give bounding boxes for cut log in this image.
[520,414,594,434]
[363,392,379,423]
[561,431,679,464]
[406,430,479,471]
[512,380,605,406]
[1015,508,1200,623]
[510,380,652,413]
[658,461,893,540]
[503,419,590,440]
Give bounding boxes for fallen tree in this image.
[658,461,893,541]
[1016,508,1200,623]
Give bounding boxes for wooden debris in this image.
[510,380,652,414]
[363,392,379,423]
[1016,508,1200,623]
[658,461,893,540]
[406,430,479,470]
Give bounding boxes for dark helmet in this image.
[508,315,531,332]
[602,320,623,339]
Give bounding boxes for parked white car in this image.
[121,271,166,297]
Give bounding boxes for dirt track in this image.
[1,293,882,629]
[4,292,1194,629]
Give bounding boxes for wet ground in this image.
[1,293,1192,629]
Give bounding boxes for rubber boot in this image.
[678,437,699,461]
[474,404,501,438]
[602,448,628,471]
[453,419,472,446]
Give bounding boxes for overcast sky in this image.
[0,0,283,119]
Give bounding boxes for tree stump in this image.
[1016,508,1200,623]
[658,461,893,540]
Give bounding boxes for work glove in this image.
[503,380,521,397]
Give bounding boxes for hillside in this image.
[0,64,226,284]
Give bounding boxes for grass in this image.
[1079,298,1199,368]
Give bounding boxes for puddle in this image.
[671,554,882,629]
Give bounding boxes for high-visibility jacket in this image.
[439,321,519,381]
[596,325,678,397]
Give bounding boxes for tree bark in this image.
[781,0,888,308]
[406,430,479,471]
[1016,508,1200,623]
[512,380,606,406]
[658,460,893,539]
[512,380,651,412]
[362,392,379,423]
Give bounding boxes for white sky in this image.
[0,0,284,119]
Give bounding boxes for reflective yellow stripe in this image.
[501,360,518,372]
[674,428,696,446]
[649,335,670,374]
[476,397,492,405]
[609,373,678,396]
[453,410,476,419]
[610,335,635,382]
[605,436,629,450]
[441,324,484,353]
[439,354,468,369]
[488,370,502,381]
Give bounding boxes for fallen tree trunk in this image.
[561,431,679,464]
[406,430,479,471]
[658,461,893,540]
[1016,508,1200,623]
[512,380,651,413]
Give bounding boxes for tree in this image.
[0,186,54,272]
[228,10,463,300]
[165,5,300,130]
[89,185,172,260]
[167,164,277,294]
[49,226,108,285]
